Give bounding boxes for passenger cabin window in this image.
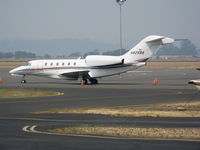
[56,62,59,66]
[45,63,47,66]
[51,62,53,66]
[62,62,65,66]
[68,62,70,66]
[74,62,76,66]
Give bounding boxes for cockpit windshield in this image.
[22,62,31,66]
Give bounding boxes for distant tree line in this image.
[69,40,199,58]
[0,51,36,59]
[0,40,199,59]
[157,40,198,56]
[102,49,128,56]
[69,49,128,58]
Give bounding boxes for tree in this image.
[69,52,81,57]
[15,51,36,59]
[102,49,128,56]
[156,40,197,56]
[180,40,197,56]
[0,52,14,58]
[43,54,51,59]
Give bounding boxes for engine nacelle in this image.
[85,55,123,67]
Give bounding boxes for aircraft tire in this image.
[21,80,27,84]
[89,78,98,84]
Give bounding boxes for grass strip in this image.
[0,88,64,98]
[35,101,200,117]
[142,62,200,69]
[49,126,200,140]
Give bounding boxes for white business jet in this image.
[9,35,175,84]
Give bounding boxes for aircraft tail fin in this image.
[122,35,175,63]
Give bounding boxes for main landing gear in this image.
[89,78,98,84]
[81,79,88,85]
[80,78,98,85]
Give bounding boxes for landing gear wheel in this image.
[93,79,98,84]
[89,78,98,84]
[21,80,27,84]
[83,79,88,84]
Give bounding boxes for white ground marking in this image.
[30,125,37,132]
[22,126,31,132]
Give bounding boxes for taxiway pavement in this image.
[0,68,200,150]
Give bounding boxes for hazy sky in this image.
[0,0,200,49]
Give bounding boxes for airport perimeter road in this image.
[0,68,200,150]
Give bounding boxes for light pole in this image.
[116,0,126,56]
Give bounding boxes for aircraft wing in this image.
[61,69,89,79]
[52,69,90,80]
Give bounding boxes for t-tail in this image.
[122,35,175,64]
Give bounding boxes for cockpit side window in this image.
[22,63,27,66]
[22,62,31,66]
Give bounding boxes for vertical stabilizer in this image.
[122,35,174,64]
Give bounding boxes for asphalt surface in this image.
[0,68,200,150]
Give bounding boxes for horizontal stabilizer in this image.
[146,36,175,45]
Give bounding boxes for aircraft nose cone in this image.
[9,69,14,74]
[9,68,17,74]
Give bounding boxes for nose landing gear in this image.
[21,75,27,84]
[21,80,27,84]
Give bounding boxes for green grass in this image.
[0,88,64,98]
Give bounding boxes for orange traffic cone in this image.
[153,78,159,85]
[80,81,85,86]
[0,77,3,84]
